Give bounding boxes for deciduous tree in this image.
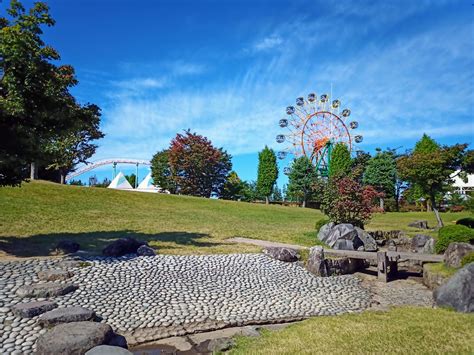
[151,149,176,193]
[168,130,232,198]
[287,156,318,207]
[221,171,244,200]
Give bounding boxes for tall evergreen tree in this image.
[363,149,397,210]
[329,142,352,178]
[256,146,278,204]
[287,156,318,208]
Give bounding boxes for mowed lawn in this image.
[0,180,471,257]
[231,307,474,354]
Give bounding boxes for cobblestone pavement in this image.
[0,254,371,353]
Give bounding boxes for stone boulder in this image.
[317,222,335,243]
[411,234,435,254]
[444,242,474,268]
[263,247,299,262]
[16,283,78,298]
[56,240,80,254]
[38,306,96,326]
[326,257,366,275]
[35,321,114,355]
[408,220,429,229]
[137,245,156,256]
[434,263,473,313]
[86,345,132,355]
[322,223,358,249]
[102,238,147,257]
[354,227,377,251]
[12,300,57,318]
[107,334,128,348]
[38,269,74,281]
[306,246,328,277]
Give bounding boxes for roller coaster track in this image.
[65,158,151,181]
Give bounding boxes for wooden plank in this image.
[387,251,443,262]
[377,251,388,282]
[323,249,378,260]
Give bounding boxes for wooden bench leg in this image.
[377,251,388,282]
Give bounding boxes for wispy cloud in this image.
[252,35,283,52]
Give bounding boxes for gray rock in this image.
[326,257,365,275]
[434,263,474,312]
[86,345,132,355]
[35,321,114,355]
[102,238,147,257]
[333,239,355,250]
[324,223,358,248]
[306,246,328,277]
[107,333,128,348]
[16,283,78,298]
[37,269,74,281]
[421,238,435,254]
[387,239,398,251]
[206,337,235,352]
[408,220,429,229]
[354,227,377,251]
[38,306,96,326]
[56,240,80,254]
[317,222,335,243]
[12,301,58,318]
[136,245,156,256]
[263,247,299,262]
[444,242,474,268]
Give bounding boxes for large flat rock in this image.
[38,269,74,281]
[16,282,78,298]
[11,300,58,318]
[86,345,133,355]
[35,321,113,355]
[38,306,96,326]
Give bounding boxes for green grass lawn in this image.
[0,180,471,258]
[231,307,474,354]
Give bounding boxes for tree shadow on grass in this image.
[0,230,222,258]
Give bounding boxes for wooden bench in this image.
[323,249,444,282]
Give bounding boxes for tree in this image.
[240,180,259,202]
[351,150,371,182]
[287,156,318,207]
[150,149,176,193]
[329,142,352,178]
[398,142,473,228]
[272,185,283,202]
[256,146,278,204]
[125,173,136,188]
[363,149,397,210]
[320,177,381,228]
[168,130,232,197]
[221,171,244,200]
[0,1,80,186]
[43,103,104,184]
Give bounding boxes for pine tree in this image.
[287,156,318,207]
[256,146,278,204]
[329,143,352,178]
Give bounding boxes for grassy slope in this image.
[0,181,322,257]
[0,181,471,257]
[231,307,474,354]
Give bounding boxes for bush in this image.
[461,252,474,267]
[434,225,474,254]
[315,218,330,233]
[456,217,474,229]
[449,205,464,212]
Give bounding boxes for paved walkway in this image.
[0,254,370,353]
[226,237,309,250]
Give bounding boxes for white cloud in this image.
[252,35,283,52]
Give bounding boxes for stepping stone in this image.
[38,306,95,326]
[85,345,133,355]
[37,270,74,281]
[16,283,78,298]
[12,301,58,318]
[35,321,113,355]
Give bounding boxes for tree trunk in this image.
[302,199,306,208]
[265,196,269,204]
[379,197,384,211]
[30,162,38,180]
[430,193,443,228]
[60,170,65,185]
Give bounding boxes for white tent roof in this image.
[108,172,133,190]
[136,172,159,192]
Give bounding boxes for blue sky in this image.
[3,0,474,186]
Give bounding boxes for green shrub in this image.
[461,252,474,267]
[434,225,474,254]
[456,217,474,229]
[315,218,330,233]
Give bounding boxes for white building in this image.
[451,171,474,195]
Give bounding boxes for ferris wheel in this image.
[276,91,362,176]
